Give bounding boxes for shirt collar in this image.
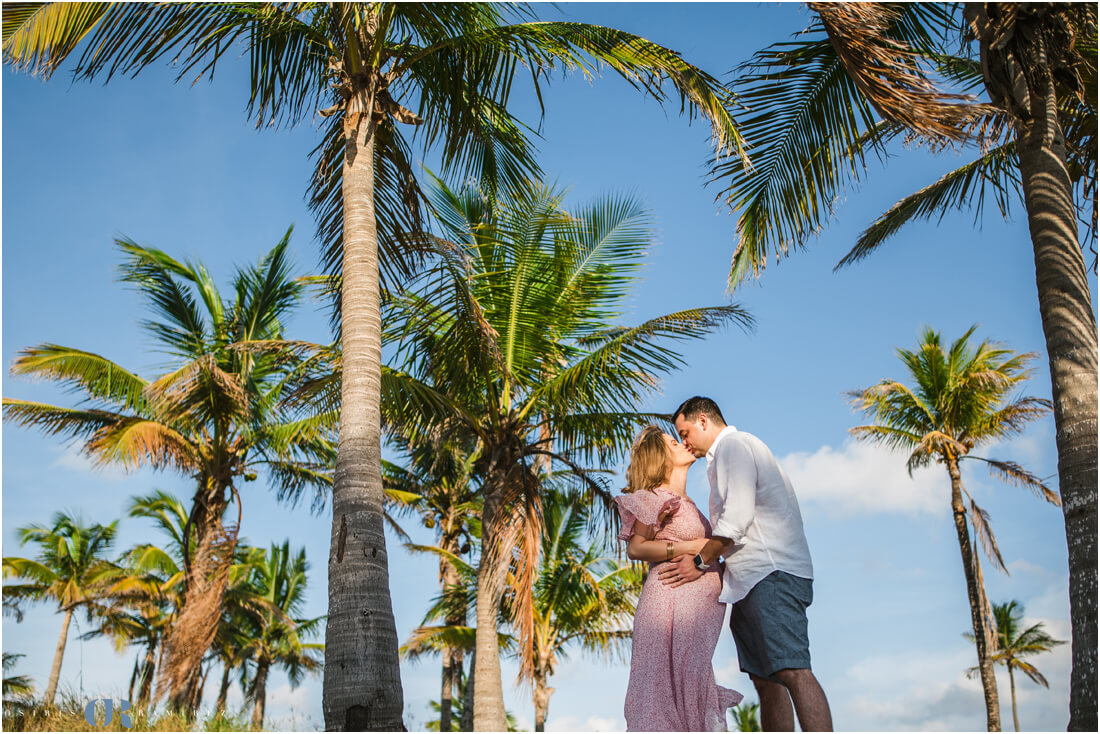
[705,425,738,463]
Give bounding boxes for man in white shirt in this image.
[659,396,832,731]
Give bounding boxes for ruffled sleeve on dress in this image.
[614,490,681,542]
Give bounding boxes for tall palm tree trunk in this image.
[128,657,139,705]
[136,637,157,709]
[533,670,553,732]
[473,479,510,731]
[967,6,1099,727]
[43,607,73,706]
[1009,667,1019,732]
[1012,40,1098,734]
[191,662,209,714]
[322,75,404,730]
[440,648,456,733]
[160,487,235,716]
[250,658,270,730]
[461,650,476,732]
[947,458,1001,731]
[216,662,231,716]
[440,553,463,732]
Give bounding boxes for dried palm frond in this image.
[811,2,990,143]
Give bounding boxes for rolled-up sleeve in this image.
[711,436,757,553]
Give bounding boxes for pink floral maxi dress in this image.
[615,488,742,732]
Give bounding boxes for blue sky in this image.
[2,2,1095,731]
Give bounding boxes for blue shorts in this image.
[728,570,813,681]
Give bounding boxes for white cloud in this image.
[780,440,946,516]
[838,647,989,731]
[779,431,1054,519]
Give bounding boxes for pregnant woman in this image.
[615,425,742,732]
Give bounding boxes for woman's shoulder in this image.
[617,487,683,516]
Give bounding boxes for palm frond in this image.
[965,456,1060,505]
[9,344,148,413]
[967,496,1007,573]
[2,1,114,76]
[85,417,199,472]
[811,2,986,141]
[411,20,745,159]
[117,238,209,357]
[527,306,753,420]
[839,141,1019,268]
[1,399,121,441]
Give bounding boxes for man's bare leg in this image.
[774,668,833,732]
[752,675,795,731]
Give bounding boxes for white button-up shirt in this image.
[706,425,813,604]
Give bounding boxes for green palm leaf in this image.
[9,345,149,413]
[840,141,1019,267]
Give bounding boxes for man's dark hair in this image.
[674,396,726,425]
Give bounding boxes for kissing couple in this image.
[614,396,833,732]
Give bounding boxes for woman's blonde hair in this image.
[624,425,672,493]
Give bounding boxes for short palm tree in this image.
[712,7,1096,721]
[378,175,752,726]
[522,490,642,731]
[1,512,122,706]
[3,6,744,727]
[89,490,190,711]
[966,600,1067,732]
[399,536,517,727]
[730,700,761,732]
[2,234,332,714]
[2,652,36,720]
[84,491,288,715]
[236,541,324,731]
[850,326,1059,730]
[382,434,481,733]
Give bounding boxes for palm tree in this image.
[730,700,762,732]
[2,234,333,715]
[374,175,752,727]
[2,652,36,721]
[850,327,1059,730]
[82,491,289,716]
[400,535,518,732]
[1,512,122,706]
[963,14,1098,726]
[236,541,324,731]
[86,491,189,712]
[382,435,481,733]
[711,6,1096,723]
[966,600,1068,732]
[521,490,642,731]
[3,6,744,727]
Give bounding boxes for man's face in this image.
[674,413,711,458]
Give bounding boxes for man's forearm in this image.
[699,536,734,564]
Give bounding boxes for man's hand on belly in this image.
[657,554,702,587]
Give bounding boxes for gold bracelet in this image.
[666,541,673,560]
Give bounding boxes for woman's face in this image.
[664,432,696,469]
